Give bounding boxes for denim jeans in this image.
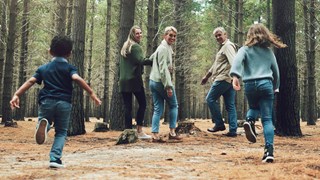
[121,88,147,129]
[149,80,178,133]
[244,79,274,147]
[38,98,72,160]
[206,80,237,133]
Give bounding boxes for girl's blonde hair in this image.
[121,25,141,57]
[245,23,287,48]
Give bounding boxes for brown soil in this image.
[0,118,319,179]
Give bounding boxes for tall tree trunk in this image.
[273,0,302,136]
[266,0,271,29]
[301,0,310,121]
[174,0,184,121]
[103,0,111,123]
[144,0,154,126]
[68,0,87,136]
[0,0,8,116]
[1,0,18,126]
[16,0,30,121]
[153,0,159,52]
[227,1,232,39]
[234,0,246,120]
[306,0,316,125]
[55,0,67,35]
[109,0,136,130]
[66,0,73,37]
[85,0,95,122]
[233,0,239,42]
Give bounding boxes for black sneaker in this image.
[49,158,65,168]
[35,118,48,144]
[222,132,237,137]
[247,118,257,135]
[207,125,226,133]
[243,121,257,143]
[262,146,274,163]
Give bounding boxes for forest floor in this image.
[0,118,320,180]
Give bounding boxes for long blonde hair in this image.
[120,25,141,57]
[245,23,287,48]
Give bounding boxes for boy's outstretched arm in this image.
[10,77,37,109]
[72,74,102,105]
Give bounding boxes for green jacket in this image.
[119,43,150,92]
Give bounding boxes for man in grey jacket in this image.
[201,27,238,137]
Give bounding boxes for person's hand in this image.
[167,88,173,97]
[90,93,102,106]
[10,95,20,109]
[232,77,241,91]
[200,72,212,85]
[200,77,208,85]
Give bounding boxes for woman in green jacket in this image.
[120,25,151,139]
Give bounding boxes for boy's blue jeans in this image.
[244,79,274,147]
[149,80,178,133]
[206,80,237,134]
[38,98,72,160]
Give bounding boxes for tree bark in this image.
[301,0,310,122]
[174,0,188,121]
[306,0,316,125]
[153,0,159,52]
[85,0,95,122]
[68,0,87,136]
[66,0,73,37]
[1,0,18,126]
[103,0,111,123]
[0,0,8,116]
[273,0,302,136]
[15,0,30,121]
[144,0,154,126]
[55,0,67,35]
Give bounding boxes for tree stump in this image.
[93,122,109,132]
[175,121,202,135]
[116,129,138,145]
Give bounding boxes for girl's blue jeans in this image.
[244,79,274,147]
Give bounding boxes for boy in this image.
[10,35,101,168]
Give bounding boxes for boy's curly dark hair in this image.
[50,35,73,57]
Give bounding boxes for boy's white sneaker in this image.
[35,118,48,144]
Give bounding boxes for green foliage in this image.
[5,0,320,117]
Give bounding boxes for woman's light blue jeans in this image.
[149,80,178,133]
[206,80,237,134]
[38,98,72,160]
[244,79,274,147]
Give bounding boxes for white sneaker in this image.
[35,118,48,144]
[138,132,152,139]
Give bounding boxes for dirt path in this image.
[1,119,320,179]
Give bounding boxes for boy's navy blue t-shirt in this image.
[33,57,78,104]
